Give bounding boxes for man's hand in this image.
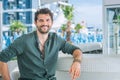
[69,61,81,80]
[0,61,10,80]
[70,49,82,80]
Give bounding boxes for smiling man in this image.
[0,8,82,80]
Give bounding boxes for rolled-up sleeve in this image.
[0,36,25,62]
[59,37,80,55]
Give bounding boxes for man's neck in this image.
[37,30,48,43]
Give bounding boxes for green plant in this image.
[10,20,26,33]
[61,5,74,42]
[61,24,66,31]
[61,24,67,37]
[117,14,120,22]
[74,23,83,33]
[61,5,74,21]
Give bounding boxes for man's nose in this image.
[43,21,48,25]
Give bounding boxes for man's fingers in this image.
[70,62,81,80]
[72,69,80,80]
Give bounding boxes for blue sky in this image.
[70,0,102,6]
[69,0,102,28]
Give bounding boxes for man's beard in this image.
[37,25,50,34]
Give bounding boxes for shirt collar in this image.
[34,31,52,44]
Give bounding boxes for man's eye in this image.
[38,19,43,22]
[47,19,50,22]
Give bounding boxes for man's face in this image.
[35,14,53,34]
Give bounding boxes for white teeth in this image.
[42,25,48,27]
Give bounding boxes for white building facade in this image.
[1,0,68,32]
[103,0,120,55]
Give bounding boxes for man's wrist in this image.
[73,59,81,63]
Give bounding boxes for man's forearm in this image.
[70,49,82,80]
[0,61,10,80]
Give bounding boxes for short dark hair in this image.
[34,8,53,22]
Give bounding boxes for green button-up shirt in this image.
[0,31,80,80]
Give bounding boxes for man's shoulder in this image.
[49,32,63,40]
[16,31,35,41]
[49,32,61,38]
[49,32,57,36]
[22,31,35,37]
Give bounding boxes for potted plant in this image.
[10,20,26,35]
[10,20,26,40]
